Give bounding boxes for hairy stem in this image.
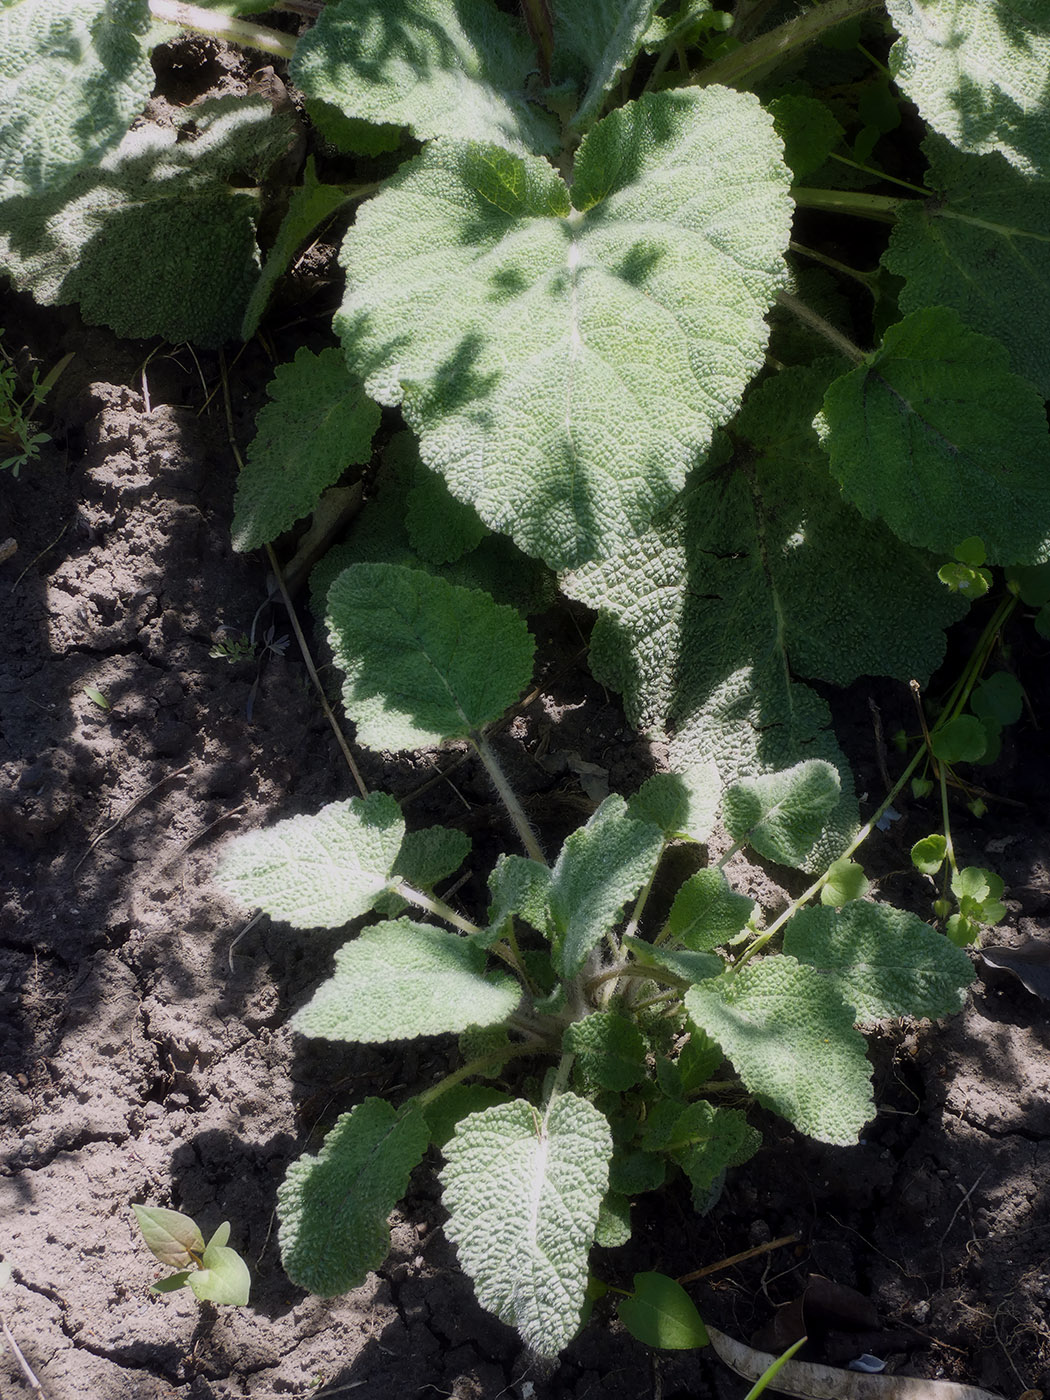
[791,187,908,223]
[776,290,868,363]
[417,1044,544,1109]
[393,882,482,938]
[789,240,877,290]
[693,0,882,90]
[473,731,548,866]
[149,0,298,58]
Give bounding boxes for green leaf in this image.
[627,763,720,842]
[392,826,472,890]
[886,0,1050,179]
[337,87,792,569]
[150,1272,192,1294]
[769,96,844,178]
[818,307,1050,566]
[677,1030,723,1093]
[911,832,946,875]
[939,562,991,600]
[564,363,965,869]
[132,1205,204,1269]
[784,902,974,1021]
[619,1272,709,1350]
[293,919,521,1042]
[564,1012,648,1091]
[326,564,535,750]
[1008,563,1050,607]
[951,866,1006,926]
[216,792,404,929]
[0,0,154,201]
[423,1084,511,1148]
[242,159,355,340]
[486,853,552,940]
[609,1147,666,1195]
[0,95,297,346]
[623,934,723,986]
[552,0,659,135]
[279,1098,430,1296]
[440,1094,612,1358]
[312,433,555,619]
[820,858,870,907]
[232,348,380,552]
[594,1193,633,1249]
[723,761,841,869]
[665,869,755,951]
[188,1233,251,1306]
[970,672,1024,728]
[549,796,665,977]
[304,100,403,157]
[882,136,1050,397]
[931,714,987,764]
[685,957,873,1145]
[405,462,488,565]
[290,0,560,156]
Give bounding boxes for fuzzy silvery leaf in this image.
[564,363,965,867]
[785,903,974,1021]
[685,957,873,1145]
[818,308,1050,565]
[622,934,723,986]
[886,0,1050,179]
[440,1094,612,1357]
[0,0,154,201]
[549,796,665,978]
[882,136,1050,397]
[594,1194,632,1249]
[723,760,840,869]
[485,854,553,946]
[627,762,720,842]
[232,348,380,552]
[641,1099,759,1203]
[0,95,295,346]
[424,1084,511,1148]
[553,0,659,134]
[326,564,535,750]
[293,919,521,1042]
[216,792,404,929]
[665,869,755,952]
[337,86,792,569]
[290,0,560,156]
[279,1098,429,1295]
[564,1012,648,1091]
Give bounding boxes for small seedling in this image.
[209,632,258,664]
[0,331,72,476]
[83,687,111,711]
[132,1205,250,1305]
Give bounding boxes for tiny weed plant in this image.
[132,1205,250,1306]
[0,331,71,476]
[216,561,974,1357]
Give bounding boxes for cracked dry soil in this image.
[1,294,1049,1400]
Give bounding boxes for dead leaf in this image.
[707,1325,1003,1400]
[981,939,1050,1000]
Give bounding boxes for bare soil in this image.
[2,111,1049,1400]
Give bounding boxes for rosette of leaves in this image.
[216,566,973,1356]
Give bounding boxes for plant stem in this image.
[939,765,958,877]
[393,882,483,937]
[735,738,929,967]
[692,0,882,90]
[149,0,298,58]
[828,153,929,196]
[416,1045,543,1109]
[788,240,877,290]
[473,731,548,866]
[776,290,868,363]
[791,187,907,223]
